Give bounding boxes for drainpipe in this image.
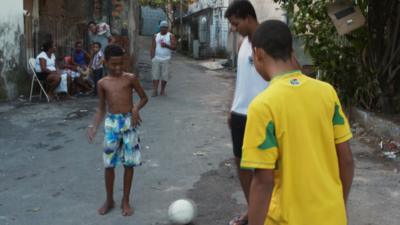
[33,0,40,55]
[180,0,183,37]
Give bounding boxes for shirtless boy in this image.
[87,44,148,216]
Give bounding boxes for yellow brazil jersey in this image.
[241,70,352,225]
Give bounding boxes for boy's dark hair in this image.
[93,42,102,49]
[75,41,82,46]
[87,21,96,26]
[104,44,124,61]
[224,0,257,20]
[252,20,293,61]
[41,40,54,52]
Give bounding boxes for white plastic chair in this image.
[28,58,50,102]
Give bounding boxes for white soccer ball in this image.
[168,199,197,224]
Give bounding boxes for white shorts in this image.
[152,59,170,81]
[64,69,80,79]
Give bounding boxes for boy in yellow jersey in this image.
[241,20,355,225]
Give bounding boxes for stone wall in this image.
[352,107,400,142]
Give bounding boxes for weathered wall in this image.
[188,0,226,13]
[38,0,90,56]
[0,0,25,100]
[140,6,166,36]
[247,0,312,66]
[209,7,229,50]
[249,0,286,22]
[185,0,230,57]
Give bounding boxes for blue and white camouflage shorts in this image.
[103,113,141,168]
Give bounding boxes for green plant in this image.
[274,0,369,106]
[275,0,400,113]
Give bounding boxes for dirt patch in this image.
[185,159,245,225]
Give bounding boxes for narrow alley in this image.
[0,37,399,225]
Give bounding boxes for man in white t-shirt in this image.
[150,21,176,97]
[225,1,269,225]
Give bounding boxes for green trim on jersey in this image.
[333,103,345,125]
[258,121,278,150]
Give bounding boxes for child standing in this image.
[87,44,148,216]
[242,20,354,225]
[90,42,105,97]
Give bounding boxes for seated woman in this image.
[64,56,92,95]
[34,40,61,98]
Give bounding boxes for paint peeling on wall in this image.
[0,0,26,100]
[0,22,25,100]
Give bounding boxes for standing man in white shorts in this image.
[150,20,176,97]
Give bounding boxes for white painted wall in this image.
[248,0,312,65]
[249,0,286,22]
[0,0,24,99]
[189,0,226,13]
[210,8,227,49]
[188,0,230,53]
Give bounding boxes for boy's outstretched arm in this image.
[336,141,354,204]
[87,81,106,143]
[131,75,148,127]
[248,169,274,225]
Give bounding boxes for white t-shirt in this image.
[154,32,172,61]
[231,36,269,115]
[35,51,56,72]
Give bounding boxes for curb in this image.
[351,107,400,142]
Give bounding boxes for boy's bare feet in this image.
[98,200,115,215]
[152,91,158,97]
[121,201,134,216]
[160,92,167,96]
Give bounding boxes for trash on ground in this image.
[199,60,228,70]
[193,151,208,156]
[27,207,41,213]
[224,162,232,167]
[380,139,400,159]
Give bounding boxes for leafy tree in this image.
[274,0,400,113]
[366,1,400,112]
